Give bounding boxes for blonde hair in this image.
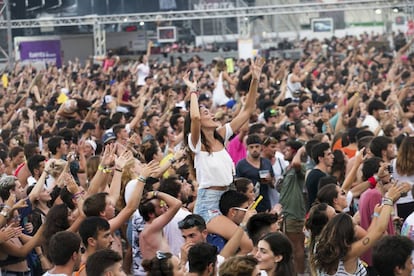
[49,159,67,178]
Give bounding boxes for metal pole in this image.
[5,0,13,67]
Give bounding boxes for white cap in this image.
[85,139,97,151]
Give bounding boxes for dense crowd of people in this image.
[0,31,413,276]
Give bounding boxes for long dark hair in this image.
[42,204,71,260]
[183,110,225,178]
[305,203,331,275]
[314,213,355,274]
[260,232,295,276]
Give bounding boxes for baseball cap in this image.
[264,108,278,121]
[85,139,97,151]
[102,132,116,144]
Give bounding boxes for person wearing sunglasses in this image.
[206,191,255,253]
[141,251,184,276]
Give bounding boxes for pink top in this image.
[227,134,246,165]
[359,188,395,265]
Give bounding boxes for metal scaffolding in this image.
[0,0,410,28]
[0,0,412,64]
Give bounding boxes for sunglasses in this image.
[263,136,278,145]
[233,207,248,212]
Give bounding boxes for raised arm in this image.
[107,150,134,205]
[109,161,159,231]
[142,191,182,232]
[347,184,403,259]
[183,71,201,148]
[229,57,264,132]
[87,144,116,195]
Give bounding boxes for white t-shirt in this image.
[269,151,289,206]
[286,73,302,100]
[188,123,234,189]
[361,115,383,136]
[42,272,68,276]
[163,208,192,256]
[402,211,414,240]
[136,63,150,86]
[391,159,414,205]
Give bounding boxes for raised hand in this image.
[251,57,265,80]
[100,143,117,168]
[114,150,134,170]
[183,71,197,91]
[0,225,19,243]
[385,183,404,203]
[140,160,160,178]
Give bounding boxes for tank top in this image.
[319,259,367,276]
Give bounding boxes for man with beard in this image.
[305,142,334,209]
[236,134,275,212]
[296,119,315,143]
[138,190,182,260]
[75,217,114,276]
[43,231,82,276]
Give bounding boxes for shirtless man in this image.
[138,190,181,260]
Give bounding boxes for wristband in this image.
[371,212,380,218]
[72,190,85,199]
[115,168,123,173]
[169,157,177,164]
[153,191,159,198]
[382,197,394,206]
[137,175,147,183]
[368,176,377,189]
[98,165,112,174]
[239,222,247,230]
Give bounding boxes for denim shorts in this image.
[194,188,227,223]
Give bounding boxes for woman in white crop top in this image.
[182,57,264,255]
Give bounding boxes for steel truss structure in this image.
[0,0,412,63]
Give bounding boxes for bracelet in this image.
[137,175,147,183]
[368,176,377,189]
[382,197,394,206]
[371,212,380,218]
[115,168,123,173]
[239,222,247,230]
[169,157,177,164]
[153,191,159,198]
[2,205,11,210]
[72,190,85,199]
[75,196,84,201]
[98,165,112,174]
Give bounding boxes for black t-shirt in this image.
[237,65,251,92]
[305,168,327,210]
[236,157,274,212]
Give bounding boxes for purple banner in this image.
[19,40,62,67]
